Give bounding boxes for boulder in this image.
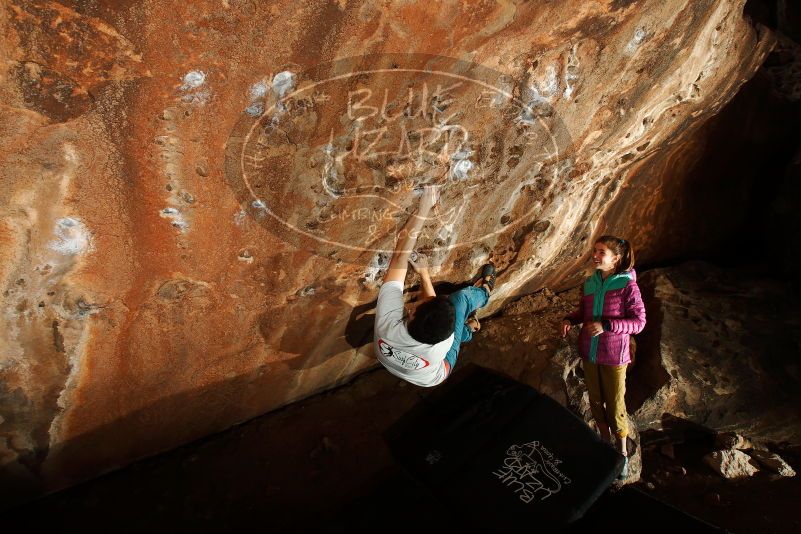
[629,262,801,444]
[746,449,797,477]
[703,450,760,479]
[714,432,766,451]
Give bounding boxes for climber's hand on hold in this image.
[410,252,436,298]
[409,252,429,274]
[418,184,439,215]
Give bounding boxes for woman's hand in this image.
[585,321,604,337]
[409,252,429,274]
[561,319,572,338]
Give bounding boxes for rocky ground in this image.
[637,426,801,533]
[2,260,799,531]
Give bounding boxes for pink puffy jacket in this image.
[563,268,646,365]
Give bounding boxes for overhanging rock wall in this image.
[0,0,773,502]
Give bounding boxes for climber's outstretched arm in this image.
[383,186,439,284]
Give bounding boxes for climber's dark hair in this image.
[595,235,635,274]
[407,295,456,344]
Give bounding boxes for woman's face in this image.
[592,242,621,272]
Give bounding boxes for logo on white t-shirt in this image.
[377,338,430,370]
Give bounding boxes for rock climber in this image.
[374,185,496,387]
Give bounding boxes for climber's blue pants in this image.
[444,286,490,370]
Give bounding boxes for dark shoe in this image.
[478,263,497,292]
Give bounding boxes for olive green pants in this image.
[583,360,628,439]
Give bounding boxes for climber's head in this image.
[593,236,635,274]
[405,295,456,345]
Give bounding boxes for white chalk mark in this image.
[180,70,206,90]
[272,71,296,98]
[564,44,580,99]
[245,102,264,117]
[625,27,648,54]
[449,150,474,180]
[364,252,390,285]
[541,65,559,98]
[250,80,269,99]
[491,76,514,108]
[178,70,211,105]
[451,149,473,161]
[451,158,473,180]
[297,286,315,297]
[159,207,189,232]
[48,217,92,255]
[321,140,345,198]
[245,80,270,116]
[524,64,560,104]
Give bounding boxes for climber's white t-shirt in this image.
[374,280,454,387]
